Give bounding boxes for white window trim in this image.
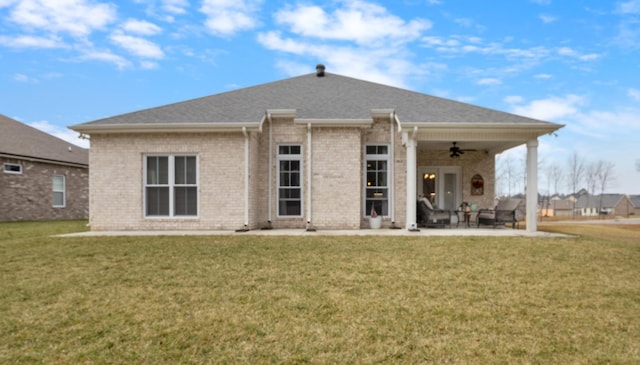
[364,144,390,218]
[53,175,66,208]
[143,154,199,219]
[277,144,303,218]
[3,162,22,174]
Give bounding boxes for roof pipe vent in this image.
[316,64,325,77]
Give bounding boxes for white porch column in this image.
[404,130,418,230]
[526,139,538,232]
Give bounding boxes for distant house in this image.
[540,198,575,217]
[575,194,634,217]
[0,114,88,221]
[630,195,640,216]
[70,66,562,232]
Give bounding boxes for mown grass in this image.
[1,221,639,364]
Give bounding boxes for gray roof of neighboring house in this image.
[630,195,640,208]
[1,114,88,166]
[575,194,625,209]
[71,71,563,130]
[549,199,574,210]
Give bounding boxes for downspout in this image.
[306,123,315,231]
[389,112,396,227]
[242,127,250,231]
[267,113,273,226]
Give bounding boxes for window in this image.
[3,163,22,174]
[278,145,302,216]
[144,155,198,217]
[365,145,389,217]
[53,175,65,208]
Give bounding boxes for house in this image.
[540,198,575,218]
[1,114,88,221]
[630,195,640,216]
[575,194,634,217]
[70,65,562,232]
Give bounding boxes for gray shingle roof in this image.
[71,72,562,130]
[1,114,88,166]
[575,194,624,209]
[630,195,640,208]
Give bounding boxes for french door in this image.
[417,166,461,210]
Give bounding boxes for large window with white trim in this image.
[145,155,198,217]
[365,145,389,217]
[277,145,302,217]
[52,175,65,208]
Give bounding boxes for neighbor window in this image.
[365,145,389,217]
[52,175,65,208]
[278,145,302,217]
[3,163,22,174]
[144,155,198,217]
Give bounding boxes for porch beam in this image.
[526,139,538,232]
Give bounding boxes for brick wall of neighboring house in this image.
[0,156,88,221]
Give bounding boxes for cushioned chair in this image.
[417,198,451,228]
[477,198,521,229]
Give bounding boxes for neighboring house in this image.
[540,198,574,217]
[630,195,640,216]
[70,65,562,232]
[575,194,634,217]
[1,114,88,221]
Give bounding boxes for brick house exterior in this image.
[71,66,562,232]
[1,114,88,221]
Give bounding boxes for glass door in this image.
[418,167,461,210]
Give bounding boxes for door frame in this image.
[417,166,462,210]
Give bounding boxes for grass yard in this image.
[1,221,639,364]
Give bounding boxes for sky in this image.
[1,0,639,195]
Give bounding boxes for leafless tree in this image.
[566,152,585,218]
[496,155,523,197]
[585,162,598,196]
[636,159,640,172]
[594,160,616,216]
[546,163,564,215]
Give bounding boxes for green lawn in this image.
[1,221,639,364]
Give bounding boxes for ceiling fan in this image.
[449,142,476,158]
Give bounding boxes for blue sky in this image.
[1,0,639,194]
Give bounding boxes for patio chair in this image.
[476,198,521,229]
[417,197,451,228]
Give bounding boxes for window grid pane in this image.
[278,145,302,216]
[145,155,197,217]
[365,145,389,217]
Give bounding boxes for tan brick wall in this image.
[0,157,88,221]
[416,149,495,210]
[89,133,247,231]
[311,128,361,229]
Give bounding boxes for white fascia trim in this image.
[69,122,263,134]
[267,109,297,119]
[294,119,373,128]
[402,122,564,138]
[370,109,395,118]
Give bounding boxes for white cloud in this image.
[504,95,524,104]
[510,94,584,121]
[79,50,131,69]
[122,19,162,36]
[200,0,262,36]
[534,73,553,79]
[539,14,557,23]
[616,0,640,14]
[6,0,116,37]
[28,120,89,148]
[0,34,65,48]
[162,0,188,14]
[477,78,501,86]
[628,88,640,101]
[557,46,602,61]
[110,31,164,59]
[273,1,431,46]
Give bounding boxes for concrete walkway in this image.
[58,226,570,238]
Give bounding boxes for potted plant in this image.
[369,205,382,229]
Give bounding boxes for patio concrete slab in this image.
[57,227,571,238]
